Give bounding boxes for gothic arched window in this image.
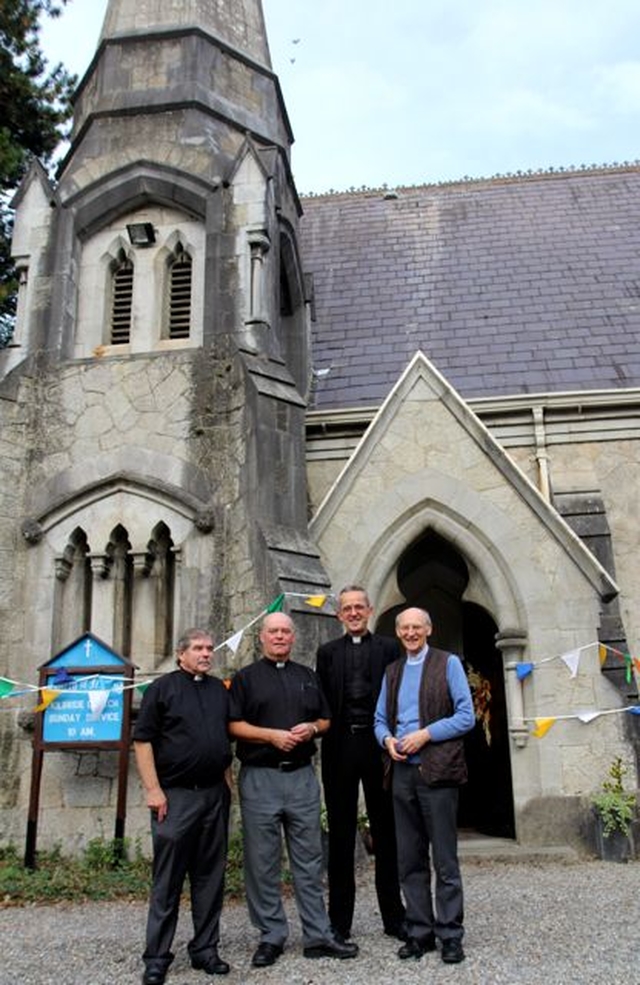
[109,250,134,344]
[166,243,192,339]
[53,527,92,652]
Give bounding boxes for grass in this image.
[0,832,251,907]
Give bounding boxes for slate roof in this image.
[299,167,640,410]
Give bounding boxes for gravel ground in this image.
[1,856,638,985]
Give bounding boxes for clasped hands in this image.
[270,722,316,752]
[385,727,430,761]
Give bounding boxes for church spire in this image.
[98,0,272,68]
[67,0,290,177]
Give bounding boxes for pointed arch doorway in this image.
[376,530,515,838]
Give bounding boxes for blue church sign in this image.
[42,673,125,744]
[39,634,135,747]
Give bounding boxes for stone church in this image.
[0,0,637,854]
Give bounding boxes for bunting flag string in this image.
[526,704,640,738]
[213,591,334,656]
[0,590,334,705]
[11,596,637,729]
[513,640,640,684]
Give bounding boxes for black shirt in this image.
[133,669,232,787]
[229,657,331,768]
[344,634,374,724]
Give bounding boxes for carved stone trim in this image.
[21,518,43,545]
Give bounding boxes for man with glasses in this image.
[316,586,405,944]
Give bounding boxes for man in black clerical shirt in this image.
[134,629,231,985]
[316,585,405,943]
[229,612,358,968]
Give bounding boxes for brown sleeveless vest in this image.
[384,647,468,787]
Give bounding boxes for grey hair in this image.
[395,607,432,628]
[175,628,213,658]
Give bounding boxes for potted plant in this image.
[592,756,636,862]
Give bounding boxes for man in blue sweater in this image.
[374,607,475,965]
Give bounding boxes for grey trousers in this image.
[392,762,464,942]
[144,783,229,975]
[239,764,333,948]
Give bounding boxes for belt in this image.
[170,781,220,790]
[268,760,310,772]
[346,723,372,734]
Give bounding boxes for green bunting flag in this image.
[266,593,285,613]
[0,678,16,698]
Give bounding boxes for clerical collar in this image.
[263,657,288,670]
[348,631,371,644]
[179,667,205,681]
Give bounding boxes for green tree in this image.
[0,0,76,345]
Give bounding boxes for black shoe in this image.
[397,934,436,960]
[330,926,351,944]
[303,938,359,960]
[191,950,230,975]
[251,943,283,968]
[441,938,465,964]
[142,973,166,985]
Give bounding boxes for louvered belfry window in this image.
[168,244,192,339]
[110,252,133,344]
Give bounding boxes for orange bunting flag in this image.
[598,644,607,666]
[34,688,60,712]
[532,717,556,739]
[304,595,327,608]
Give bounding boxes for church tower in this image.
[0,0,328,848]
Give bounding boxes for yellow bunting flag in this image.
[34,688,60,712]
[598,644,607,666]
[532,717,556,738]
[304,595,327,608]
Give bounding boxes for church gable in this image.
[312,351,617,620]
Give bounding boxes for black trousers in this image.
[144,782,229,975]
[322,728,404,937]
[392,762,464,942]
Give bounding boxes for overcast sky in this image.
[40,0,640,195]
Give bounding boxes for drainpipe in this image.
[532,405,550,502]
